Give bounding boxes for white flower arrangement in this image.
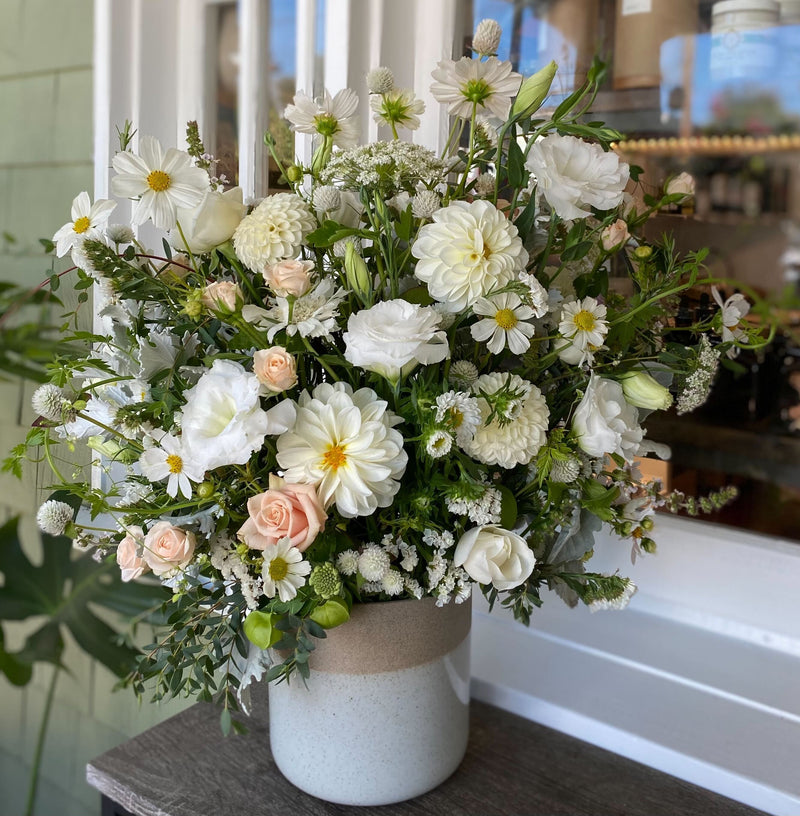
[8,19,767,715]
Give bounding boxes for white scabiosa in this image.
[411,190,441,220]
[412,199,528,312]
[52,192,116,258]
[472,18,503,56]
[232,193,316,274]
[358,545,391,582]
[471,292,536,354]
[284,88,360,148]
[449,360,479,389]
[430,56,522,120]
[276,382,408,518]
[262,537,312,602]
[464,372,549,468]
[36,500,74,536]
[366,66,395,95]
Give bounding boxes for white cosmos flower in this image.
[526,133,629,220]
[343,299,449,380]
[276,382,408,519]
[284,88,360,148]
[556,296,609,366]
[464,373,549,468]
[712,286,750,355]
[53,192,116,258]
[412,200,528,312]
[111,135,209,230]
[139,433,205,499]
[430,56,522,120]
[262,537,312,602]
[471,292,536,354]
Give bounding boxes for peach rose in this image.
[201,281,242,313]
[601,219,630,252]
[116,525,150,582]
[238,474,326,552]
[263,259,314,297]
[142,521,196,576]
[253,347,298,393]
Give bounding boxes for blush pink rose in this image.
[142,521,197,576]
[601,219,630,252]
[263,259,314,297]
[253,347,298,393]
[238,475,326,552]
[116,525,150,582]
[201,281,242,312]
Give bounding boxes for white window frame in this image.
[93,3,800,813]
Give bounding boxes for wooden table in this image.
[87,691,766,816]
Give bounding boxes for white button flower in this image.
[53,191,116,258]
[454,525,535,590]
[471,292,536,354]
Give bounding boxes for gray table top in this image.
[87,690,766,816]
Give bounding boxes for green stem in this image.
[75,412,144,452]
[25,664,59,816]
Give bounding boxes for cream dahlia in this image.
[411,199,528,312]
[276,382,408,518]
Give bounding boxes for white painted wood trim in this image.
[294,0,318,168]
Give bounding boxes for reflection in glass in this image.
[209,3,239,187]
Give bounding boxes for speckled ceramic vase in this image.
[268,596,471,806]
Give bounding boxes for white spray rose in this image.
[454,525,535,591]
[526,133,629,220]
[343,299,450,380]
[169,187,247,254]
[666,172,695,199]
[572,374,643,462]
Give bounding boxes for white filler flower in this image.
[139,433,205,499]
[412,199,528,312]
[276,382,408,518]
[464,372,549,468]
[526,133,629,220]
[431,56,522,120]
[343,299,449,380]
[284,88,360,148]
[454,524,536,590]
[53,191,116,257]
[471,292,536,354]
[111,135,209,230]
[262,537,312,602]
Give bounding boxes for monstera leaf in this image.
[0,516,167,682]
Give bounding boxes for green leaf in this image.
[498,486,518,529]
[560,241,593,263]
[506,137,526,189]
[220,707,232,736]
[0,626,33,686]
[243,610,282,649]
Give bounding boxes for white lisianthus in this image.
[412,200,528,312]
[464,373,549,468]
[471,292,536,354]
[169,187,247,254]
[180,360,277,472]
[53,191,116,258]
[454,525,536,590]
[666,171,695,198]
[526,133,629,220]
[36,500,74,536]
[572,374,643,462]
[276,382,408,518]
[430,56,522,120]
[343,299,449,380]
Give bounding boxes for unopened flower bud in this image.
[634,245,653,260]
[619,371,673,411]
[640,537,657,554]
[197,481,215,499]
[72,399,87,411]
[309,563,343,599]
[285,165,304,184]
[511,60,557,118]
[344,241,371,299]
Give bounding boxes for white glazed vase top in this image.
[268,596,472,806]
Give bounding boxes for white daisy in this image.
[435,391,481,447]
[111,135,209,230]
[471,292,536,354]
[262,537,312,602]
[53,192,116,258]
[284,88,360,148]
[430,56,522,120]
[139,433,205,499]
[557,297,609,365]
[369,88,425,131]
[276,381,408,518]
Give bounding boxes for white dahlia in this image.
[411,200,528,312]
[276,382,408,518]
[526,133,629,220]
[232,193,316,274]
[464,373,549,468]
[430,56,522,120]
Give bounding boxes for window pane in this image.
[209,2,239,187]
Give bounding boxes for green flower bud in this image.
[244,610,282,649]
[344,241,371,300]
[309,597,350,629]
[511,60,557,118]
[309,562,343,599]
[634,245,653,260]
[197,481,215,499]
[87,435,123,459]
[619,371,673,411]
[640,515,655,532]
[72,399,87,411]
[640,537,657,554]
[183,294,204,319]
[286,164,304,184]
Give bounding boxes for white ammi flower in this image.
[471,292,536,354]
[139,433,205,499]
[233,193,316,274]
[464,372,549,468]
[111,135,209,230]
[276,382,408,518]
[526,133,629,220]
[53,192,116,257]
[262,537,312,602]
[556,296,609,366]
[430,56,522,120]
[412,200,528,312]
[284,88,360,148]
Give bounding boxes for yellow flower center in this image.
[73,216,91,234]
[322,444,347,471]
[495,308,518,330]
[268,556,289,581]
[147,169,171,192]
[448,407,464,428]
[573,309,596,332]
[166,454,183,474]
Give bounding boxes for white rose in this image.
[572,374,643,462]
[454,525,535,591]
[343,299,450,380]
[169,187,247,254]
[665,171,695,199]
[526,133,629,220]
